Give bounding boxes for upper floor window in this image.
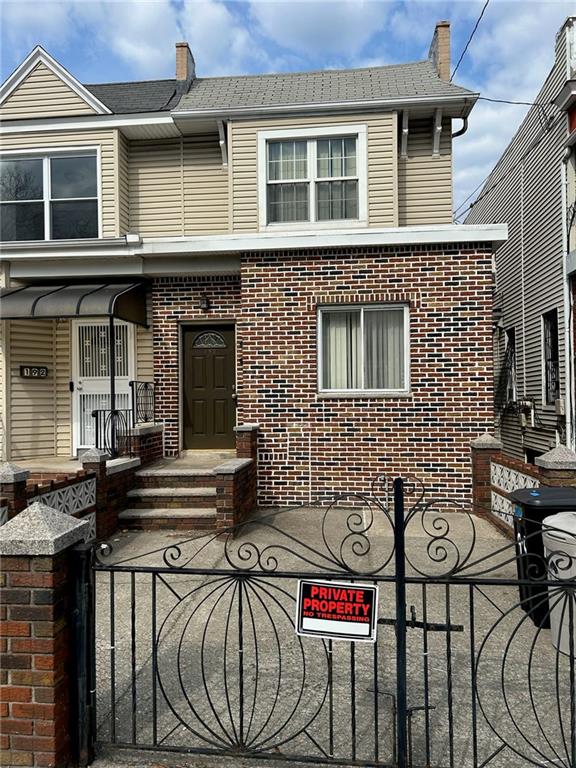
[258,125,367,229]
[0,152,99,241]
[542,309,560,405]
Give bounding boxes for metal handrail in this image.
[91,408,133,458]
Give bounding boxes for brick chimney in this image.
[175,42,195,90]
[428,21,451,80]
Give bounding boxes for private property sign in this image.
[295,579,378,642]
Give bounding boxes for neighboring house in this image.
[0,22,506,510]
[467,16,576,465]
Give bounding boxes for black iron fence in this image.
[129,380,155,427]
[89,478,576,767]
[91,408,134,459]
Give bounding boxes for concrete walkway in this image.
[91,506,572,768]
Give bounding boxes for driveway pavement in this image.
[90,501,574,768]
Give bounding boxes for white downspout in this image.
[562,145,574,448]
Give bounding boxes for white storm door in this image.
[72,320,134,452]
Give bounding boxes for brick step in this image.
[135,469,218,489]
[126,487,217,509]
[118,507,218,531]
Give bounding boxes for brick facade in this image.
[151,275,241,455]
[0,553,72,767]
[151,243,494,506]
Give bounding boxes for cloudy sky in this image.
[0,0,573,217]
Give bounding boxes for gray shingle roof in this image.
[82,60,475,116]
[175,60,475,113]
[85,79,179,113]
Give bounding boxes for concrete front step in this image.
[118,507,218,531]
[127,486,217,509]
[135,470,218,489]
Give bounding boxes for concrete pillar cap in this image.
[536,445,576,470]
[470,433,503,450]
[0,501,89,555]
[0,462,30,483]
[234,424,261,433]
[81,448,110,464]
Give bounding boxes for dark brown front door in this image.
[183,326,236,449]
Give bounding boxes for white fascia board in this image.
[0,112,177,136]
[2,224,508,263]
[0,46,112,115]
[173,92,479,119]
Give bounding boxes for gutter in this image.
[172,93,479,120]
[562,145,574,449]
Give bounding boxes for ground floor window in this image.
[318,305,409,394]
[542,308,559,405]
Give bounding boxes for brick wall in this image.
[151,243,494,505]
[151,275,241,455]
[0,553,71,767]
[237,243,493,505]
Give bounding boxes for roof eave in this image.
[172,92,479,121]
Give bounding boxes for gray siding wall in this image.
[468,29,569,459]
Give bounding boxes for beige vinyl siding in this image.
[55,321,72,457]
[467,29,567,459]
[129,139,182,236]
[136,296,154,383]
[229,113,398,231]
[0,322,7,460]
[128,136,228,236]
[0,130,120,238]
[0,62,97,120]
[183,135,229,233]
[117,132,130,235]
[9,320,57,460]
[398,118,452,226]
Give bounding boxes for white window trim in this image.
[317,304,410,397]
[257,124,367,231]
[0,146,102,242]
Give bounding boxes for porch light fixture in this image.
[199,294,211,312]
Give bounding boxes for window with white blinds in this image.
[319,306,409,394]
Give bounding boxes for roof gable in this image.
[0,46,112,118]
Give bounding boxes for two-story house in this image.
[0,21,506,516]
[467,17,576,470]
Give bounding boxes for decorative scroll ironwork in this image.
[193,331,226,348]
[30,477,96,516]
[91,408,133,459]
[129,380,155,426]
[92,475,576,767]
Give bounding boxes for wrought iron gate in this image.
[89,478,576,767]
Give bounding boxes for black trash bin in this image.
[511,487,576,627]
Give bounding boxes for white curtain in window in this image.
[322,311,361,389]
[365,309,405,389]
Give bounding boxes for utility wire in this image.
[478,96,559,108]
[453,109,566,220]
[451,0,491,81]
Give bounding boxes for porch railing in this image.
[91,408,134,459]
[128,380,155,428]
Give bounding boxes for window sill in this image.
[317,390,412,400]
[260,219,368,233]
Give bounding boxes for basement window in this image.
[0,151,99,241]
